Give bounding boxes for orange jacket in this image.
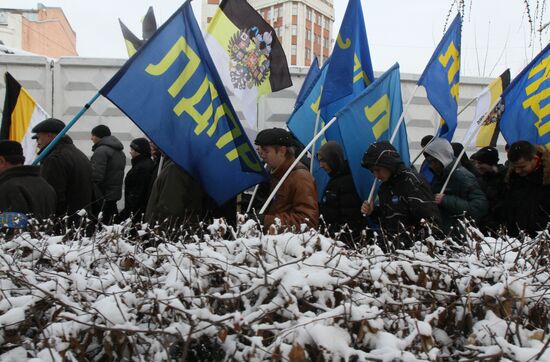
[264,158,319,231]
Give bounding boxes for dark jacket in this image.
[264,158,319,231]
[317,142,363,233]
[363,141,441,240]
[145,159,204,224]
[503,146,550,236]
[119,154,155,221]
[40,136,93,217]
[91,135,126,202]
[478,164,507,233]
[425,139,488,233]
[0,166,56,219]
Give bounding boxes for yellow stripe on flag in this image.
[10,87,36,143]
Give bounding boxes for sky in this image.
[3,0,549,79]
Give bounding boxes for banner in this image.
[336,63,410,200]
[500,42,550,150]
[1,72,49,164]
[101,1,267,205]
[418,14,462,141]
[205,0,292,132]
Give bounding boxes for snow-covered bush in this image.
[0,218,549,361]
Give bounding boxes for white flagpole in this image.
[439,100,500,194]
[259,116,338,215]
[309,110,322,173]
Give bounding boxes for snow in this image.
[0,223,549,360]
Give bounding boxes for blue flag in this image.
[500,42,550,150]
[319,0,374,143]
[100,1,267,205]
[294,57,320,109]
[418,14,462,141]
[287,60,330,200]
[335,63,410,200]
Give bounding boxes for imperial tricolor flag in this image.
[463,69,510,147]
[101,0,267,205]
[418,14,462,141]
[1,72,49,164]
[499,42,550,150]
[205,0,292,132]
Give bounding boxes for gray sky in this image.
[3,0,549,78]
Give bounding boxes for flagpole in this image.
[365,84,419,203]
[439,100,500,194]
[32,92,101,165]
[259,116,337,215]
[309,110,322,173]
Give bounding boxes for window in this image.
[306,48,311,60]
[291,45,297,55]
[315,35,321,44]
[291,25,297,36]
[307,8,312,21]
[273,7,279,18]
[306,30,311,41]
[292,3,298,16]
[317,13,322,24]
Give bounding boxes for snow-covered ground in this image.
[0,219,549,361]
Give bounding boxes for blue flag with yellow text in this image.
[100,0,267,205]
[418,14,461,141]
[336,63,410,200]
[319,0,374,143]
[287,60,330,199]
[500,42,550,150]
[295,57,320,109]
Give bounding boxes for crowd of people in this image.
[0,120,548,247]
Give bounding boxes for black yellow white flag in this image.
[204,0,291,131]
[463,69,510,147]
[1,72,49,164]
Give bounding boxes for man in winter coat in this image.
[118,138,155,221]
[145,158,204,225]
[424,138,488,234]
[32,118,93,220]
[361,141,441,248]
[254,128,318,232]
[90,125,126,223]
[0,140,56,223]
[470,146,507,233]
[503,141,550,236]
[317,141,363,239]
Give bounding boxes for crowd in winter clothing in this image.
[0,120,548,247]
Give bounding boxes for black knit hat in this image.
[130,137,151,157]
[471,146,499,166]
[0,140,23,157]
[255,128,294,147]
[31,118,65,134]
[91,125,111,138]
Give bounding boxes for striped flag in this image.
[1,72,49,164]
[463,69,510,147]
[204,0,292,132]
[119,7,158,57]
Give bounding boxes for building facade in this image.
[0,3,77,58]
[201,0,334,67]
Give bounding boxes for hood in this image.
[361,141,404,173]
[93,135,124,152]
[424,138,455,168]
[317,141,347,175]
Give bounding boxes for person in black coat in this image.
[470,146,507,233]
[361,141,441,249]
[90,125,126,223]
[0,141,56,223]
[316,141,363,240]
[118,138,155,222]
[503,141,550,236]
[32,118,93,222]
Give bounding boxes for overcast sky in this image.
[3,0,549,79]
